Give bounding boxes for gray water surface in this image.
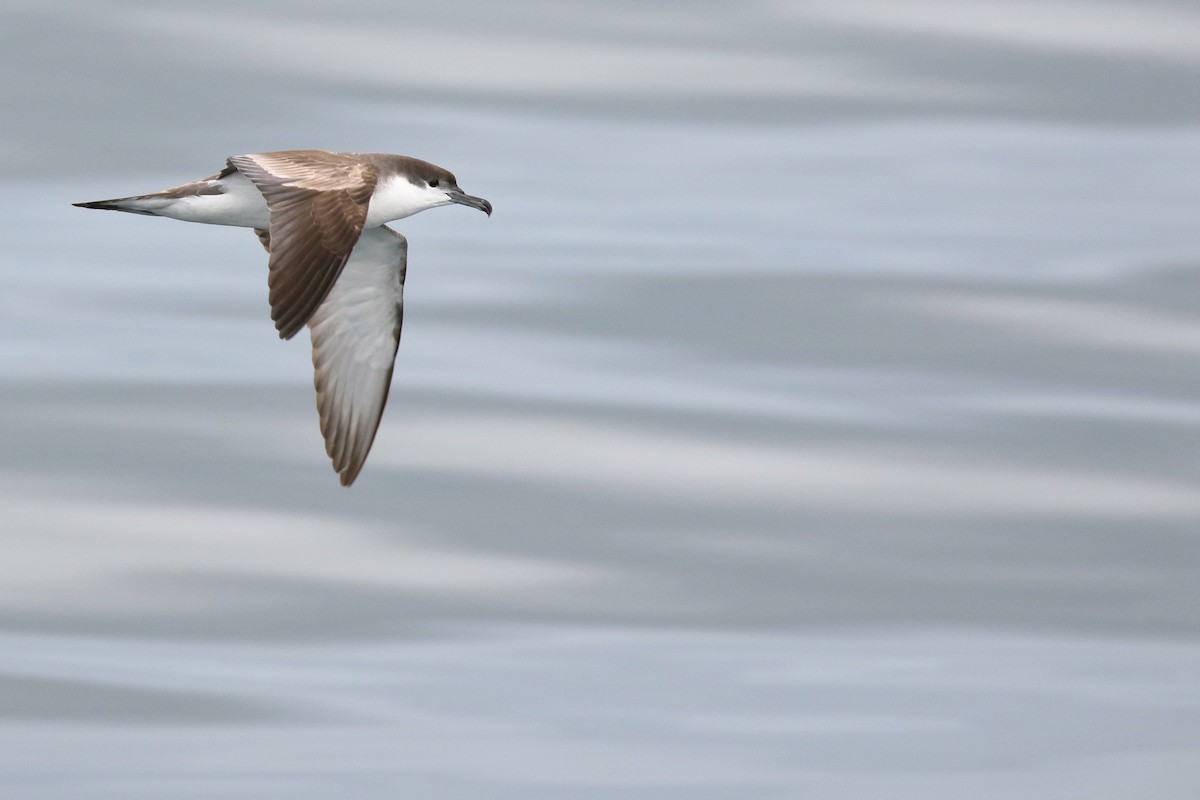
[2,2,1199,798]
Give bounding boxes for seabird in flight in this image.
[75,150,492,485]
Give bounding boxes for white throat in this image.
[364,175,447,227]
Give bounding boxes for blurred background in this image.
[1,1,1199,797]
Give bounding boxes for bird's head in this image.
[409,162,492,217]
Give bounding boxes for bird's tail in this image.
[72,195,167,216]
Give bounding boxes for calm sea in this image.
[1,2,1198,797]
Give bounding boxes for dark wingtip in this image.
[273,309,305,340]
[335,455,363,486]
[74,200,113,210]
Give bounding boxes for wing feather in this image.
[229,151,379,340]
[307,226,407,486]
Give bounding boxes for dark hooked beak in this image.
[447,189,492,216]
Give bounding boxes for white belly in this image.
[158,171,271,228]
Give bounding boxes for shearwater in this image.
[75,150,492,486]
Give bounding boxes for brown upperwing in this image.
[228,151,380,340]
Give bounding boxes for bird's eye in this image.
[428,179,440,188]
